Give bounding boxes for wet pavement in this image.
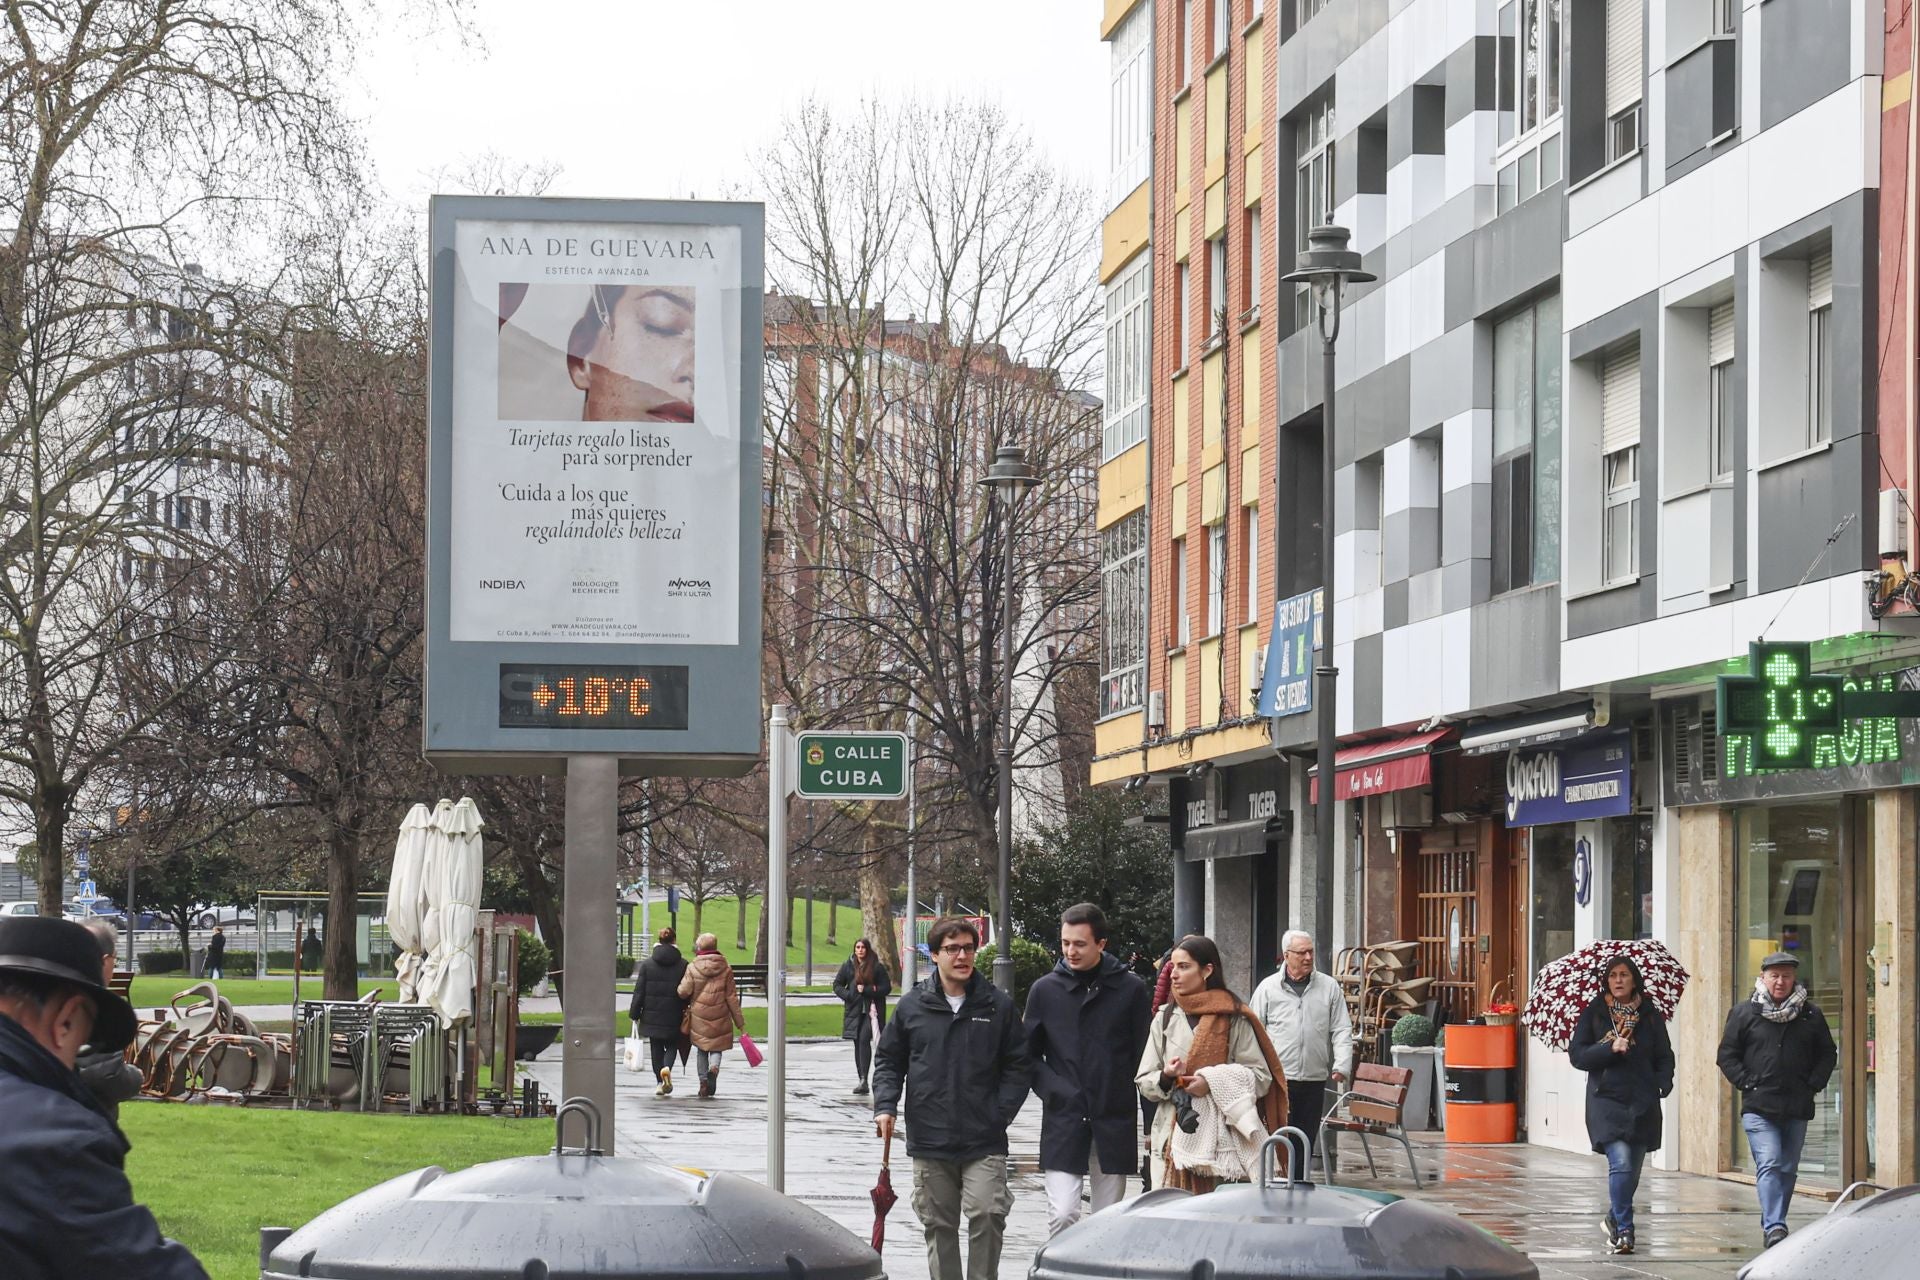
[521,1039,1820,1279]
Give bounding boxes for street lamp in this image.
[1283,226,1374,973]
[978,443,1036,994]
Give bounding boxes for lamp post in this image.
[978,443,1036,994]
[1283,226,1375,972]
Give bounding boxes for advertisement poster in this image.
[448,218,742,644]
[1258,588,1323,717]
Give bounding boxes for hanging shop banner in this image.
[1258,588,1323,717]
[1504,731,1633,828]
[424,196,763,769]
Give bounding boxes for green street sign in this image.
[794,730,909,800]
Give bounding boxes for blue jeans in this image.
[1741,1112,1808,1232]
[1602,1141,1647,1233]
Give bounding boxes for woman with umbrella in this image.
[833,937,891,1096]
[1568,954,1674,1257]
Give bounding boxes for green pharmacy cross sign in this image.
[793,730,909,800]
[1718,642,1920,773]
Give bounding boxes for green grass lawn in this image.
[521,999,870,1041]
[622,895,869,970]
[122,1105,549,1280]
[127,976,398,1010]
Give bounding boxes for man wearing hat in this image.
[1715,950,1837,1250]
[0,915,207,1278]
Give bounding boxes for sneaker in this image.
[1764,1225,1789,1249]
[1602,1213,1621,1250]
[853,1081,870,1096]
[1613,1230,1635,1256]
[655,1069,672,1098]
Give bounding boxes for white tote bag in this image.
[623,1029,645,1073]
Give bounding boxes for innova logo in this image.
[666,576,713,598]
[478,579,525,590]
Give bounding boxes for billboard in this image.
[425,197,763,772]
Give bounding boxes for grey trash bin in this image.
[1736,1183,1920,1280]
[1390,1045,1439,1131]
[1031,1129,1536,1280]
[259,1099,885,1279]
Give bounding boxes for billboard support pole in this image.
[562,754,619,1149]
[767,704,791,1190]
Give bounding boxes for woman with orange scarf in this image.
[1134,935,1290,1193]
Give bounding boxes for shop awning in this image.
[1308,728,1452,803]
[1182,816,1290,863]
[1458,703,1596,756]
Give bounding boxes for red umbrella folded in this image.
[870,1131,898,1252]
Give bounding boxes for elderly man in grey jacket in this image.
[1250,930,1353,1150]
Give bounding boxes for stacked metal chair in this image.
[1332,941,1433,1064]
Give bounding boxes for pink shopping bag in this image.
[740,1032,764,1067]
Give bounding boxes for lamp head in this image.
[978,444,1037,499]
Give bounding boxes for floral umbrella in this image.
[387,804,433,1003]
[1523,938,1690,1052]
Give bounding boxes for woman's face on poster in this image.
[569,286,695,422]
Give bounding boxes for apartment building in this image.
[1092,0,1920,1183]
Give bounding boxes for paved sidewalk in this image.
[521,1041,1819,1280]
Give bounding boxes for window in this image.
[1497,0,1562,146]
[1809,250,1833,446]
[1297,0,1328,25]
[1491,294,1564,593]
[1100,512,1148,716]
[1294,97,1335,329]
[1108,3,1152,207]
[1211,0,1230,58]
[1207,236,1227,340]
[1207,524,1227,636]
[1180,0,1192,80]
[1709,301,1734,481]
[1600,347,1642,584]
[1103,253,1151,459]
[1172,537,1190,645]
[1244,505,1260,623]
[1245,207,1263,313]
[1605,0,1643,162]
[1176,261,1191,362]
[1712,0,1736,36]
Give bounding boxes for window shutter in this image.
[1708,301,1734,366]
[1809,250,1833,310]
[1601,348,1641,456]
[1606,0,1644,117]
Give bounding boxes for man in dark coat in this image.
[0,916,207,1279]
[628,926,689,1097]
[1022,903,1149,1235]
[873,916,1032,1280]
[1568,954,1673,1257]
[1716,951,1837,1249]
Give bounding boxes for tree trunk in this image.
[753,896,769,966]
[325,828,359,1001]
[32,775,71,917]
[859,827,902,983]
[736,891,749,951]
[506,841,563,991]
[826,892,839,945]
[693,897,705,938]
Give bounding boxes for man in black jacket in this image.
[0,916,207,1279]
[628,927,689,1097]
[1022,903,1149,1235]
[873,916,1032,1280]
[1716,951,1837,1249]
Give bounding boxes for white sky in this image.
[354,1,1109,208]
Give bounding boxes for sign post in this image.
[766,705,791,1191]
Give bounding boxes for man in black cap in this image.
[1715,950,1837,1250]
[0,915,207,1279]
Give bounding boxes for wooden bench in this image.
[733,963,770,995]
[1317,1061,1423,1187]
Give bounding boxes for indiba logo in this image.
[478,579,525,590]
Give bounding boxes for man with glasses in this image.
[1250,929,1352,1152]
[873,916,1033,1280]
[1022,903,1150,1235]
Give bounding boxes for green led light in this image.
[1766,723,1800,759]
[1765,652,1800,686]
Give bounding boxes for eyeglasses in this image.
[1285,948,1314,958]
[937,943,979,956]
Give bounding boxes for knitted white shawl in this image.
[1168,1062,1269,1181]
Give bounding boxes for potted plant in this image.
[1389,1013,1439,1131]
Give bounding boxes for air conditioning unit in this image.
[1881,488,1909,559]
[1147,690,1167,732]
[1377,788,1433,830]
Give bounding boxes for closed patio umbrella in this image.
[424,796,484,1028]
[387,804,433,1002]
[414,798,455,1002]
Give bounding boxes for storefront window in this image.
[1606,814,1652,940]
[1531,826,1576,971]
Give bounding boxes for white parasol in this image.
[387,803,434,1002]
[423,796,485,1027]
[414,798,456,1003]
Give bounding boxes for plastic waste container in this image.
[1030,1129,1537,1280]
[1736,1183,1920,1280]
[1390,1045,1439,1131]
[258,1099,885,1279]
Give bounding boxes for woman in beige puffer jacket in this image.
[676,933,745,1098]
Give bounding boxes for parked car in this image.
[193,904,255,929]
[0,900,40,918]
[63,898,125,923]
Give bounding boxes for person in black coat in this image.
[1023,903,1150,1235]
[628,927,690,1097]
[0,916,207,1279]
[832,937,892,1095]
[1568,954,1674,1257]
[1716,951,1837,1249]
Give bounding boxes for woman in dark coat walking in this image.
[1568,955,1674,1257]
[628,927,689,1097]
[832,938,891,1094]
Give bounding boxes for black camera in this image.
[1171,1086,1201,1134]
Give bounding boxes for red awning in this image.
[1308,728,1453,803]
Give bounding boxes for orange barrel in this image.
[1442,1023,1518,1143]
